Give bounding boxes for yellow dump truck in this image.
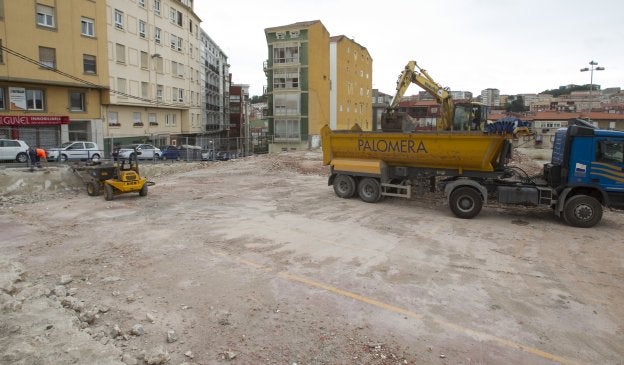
[321,121,624,228]
[321,124,512,204]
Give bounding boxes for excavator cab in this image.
[453,103,487,131]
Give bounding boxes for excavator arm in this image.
[384,61,454,131]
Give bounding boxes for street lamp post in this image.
[580,60,605,122]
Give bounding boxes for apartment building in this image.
[372,89,392,131]
[0,0,109,148]
[329,35,372,131]
[229,83,250,153]
[264,20,330,152]
[103,0,202,151]
[481,88,500,107]
[200,29,229,138]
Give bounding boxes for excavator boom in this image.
[383,60,455,131]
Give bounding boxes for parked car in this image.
[201,149,215,161]
[177,145,202,160]
[215,151,230,161]
[115,144,161,160]
[0,138,30,163]
[46,141,102,162]
[159,145,180,161]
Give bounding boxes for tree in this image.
[250,94,268,103]
[505,95,528,112]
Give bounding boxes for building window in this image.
[83,54,96,74]
[156,84,163,101]
[26,89,44,110]
[140,51,148,69]
[38,47,55,69]
[69,91,85,111]
[36,4,55,28]
[290,31,299,38]
[81,17,95,37]
[170,34,182,51]
[154,27,161,44]
[0,88,5,110]
[108,111,119,126]
[172,88,183,102]
[165,114,176,126]
[274,119,300,140]
[273,67,299,89]
[0,39,4,64]
[171,61,184,78]
[149,113,157,126]
[139,20,146,38]
[114,9,124,29]
[273,46,299,64]
[115,43,125,63]
[169,8,182,26]
[117,78,127,97]
[153,0,161,15]
[138,0,145,7]
[141,82,148,99]
[276,32,285,40]
[273,93,299,116]
[133,112,142,126]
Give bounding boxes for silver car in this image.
[0,139,30,163]
[46,141,102,162]
[116,144,161,160]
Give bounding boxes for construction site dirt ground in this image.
[1,150,623,365]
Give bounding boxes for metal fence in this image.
[1,132,272,167]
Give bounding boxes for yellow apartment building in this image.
[264,20,330,152]
[0,0,109,147]
[330,35,372,131]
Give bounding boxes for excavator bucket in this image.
[381,111,415,133]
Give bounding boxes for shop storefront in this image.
[0,115,69,148]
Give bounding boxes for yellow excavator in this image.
[381,60,486,132]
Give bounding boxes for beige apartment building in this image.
[103,0,202,152]
[0,0,109,148]
[329,35,372,131]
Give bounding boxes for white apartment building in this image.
[103,0,202,150]
[200,29,230,137]
[481,88,500,107]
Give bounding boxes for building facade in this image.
[103,0,202,153]
[371,89,392,131]
[0,0,109,148]
[481,88,500,107]
[228,83,250,154]
[329,35,372,131]
[200,29,229,138]
[264,20,330,152]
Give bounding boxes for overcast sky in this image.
[195,0,623,98]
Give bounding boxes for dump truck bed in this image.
[321,125,508,173]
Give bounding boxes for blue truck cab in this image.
[544,122,624,226]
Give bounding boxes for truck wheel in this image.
[358,178,382,203]
[333,174,356,198]
[563,195,602,228]
[60,154,68,162]
[139,183,148,197]
[449,187,482,219]
[91,153,100,162]
[104,184,114,201]
[86,182,100,196]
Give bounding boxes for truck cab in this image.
[540,123,624,227]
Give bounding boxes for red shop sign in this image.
[0,115,70,126]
